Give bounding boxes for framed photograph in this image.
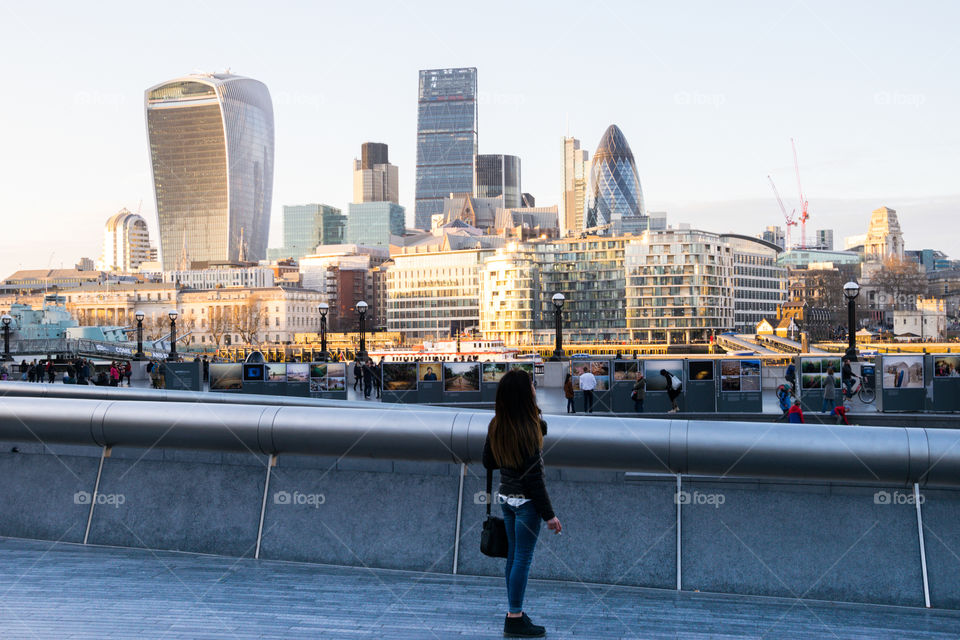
[443,363,481,392]
[882,355,924,389]
[242,363,265,382]
[209,364,242,391]
[571,360,610,391]
[266,363,286,382]
[802,374,822,389]
[482,363,508,383]
[613,361,639,381]
[740,360,761,377]
[720,360,740,377]
[644,360,683,392]
[325,363,346,378]
[310,363,328,379]
[382,363,417,391]
[286,363,309,383]
[934,356,960,378]
[326,377,346,391]
[740,375,761,391]
[419,362,442,382]
[721,375,741,392]
[510,363,535,376]
[688,361,714,381]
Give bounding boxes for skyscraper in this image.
[96,209,151,272]
[562,137,589,236]
[352,142,399,204]
[585,125,645,233]
[476,154,521,208]
[266,204,346,260]
[815,229,835,251]
[346,202,406,247]
[145,73,274,269]
[414,68,478,230]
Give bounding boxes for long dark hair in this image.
[488,369,542,469]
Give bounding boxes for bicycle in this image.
[843,376,875,404]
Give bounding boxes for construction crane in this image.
[767,175,796,250]
[791,138,809,249]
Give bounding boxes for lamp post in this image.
[551,293,565,361]
[1,314,12,361]
[134,311,145,360]
[167,309,179,362]
[843,281,861,362]
[317,302,329,362]
[356,300,368,359]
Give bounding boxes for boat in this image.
[368,339,523,363]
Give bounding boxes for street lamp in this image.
[356,301,368,359]
[134,311,145,360]
[551,293,565,361]
[317,302,329,362]
[167,309,179,362]
[1,314,12,361]
[843,281,861,362]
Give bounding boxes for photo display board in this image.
[481,362,535,401]
[684,359,717,413]
[571,360,610,391]
[877,354,926,412]
[309,362,347,398]
[443,362,482,400]
[610,361,642,413]
[796,356,841,412]
[285,362,310,397]
[381,362,418,403]
[716,358,763,413]
[418,361,443,403]
[639,359,683,412]
[929,354,960,411]
[209,363,242,392]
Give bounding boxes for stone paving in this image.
[0,537,957,639]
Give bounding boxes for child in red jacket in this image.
[787,399,804,423]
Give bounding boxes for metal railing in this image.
[1,394,958,487]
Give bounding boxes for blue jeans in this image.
[501,501,541,614]
[822,398,835,414]
[634,398,644,413]
[583,390,594,413]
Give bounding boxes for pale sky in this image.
[1,0,958,278]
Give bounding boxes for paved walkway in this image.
[0,537,957,639]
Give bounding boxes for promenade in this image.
[2,538,958,639]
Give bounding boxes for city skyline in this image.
[1,1,958,279]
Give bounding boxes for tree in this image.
[871,257,926,311]
[233,301,266,345]
[207,306,230,350]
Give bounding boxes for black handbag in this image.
[480,468,508,558]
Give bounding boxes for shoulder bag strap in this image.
[486,467,493,517]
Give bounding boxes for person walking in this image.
[123,361,132,387]
[373,359,382,399]
[578,366,596,414]
[631,372,646,413]
[661,369,682,413]
[482,369,561,638]
[353,359,362,392]
[822,367,837,414]
[46,360,55,383]
[563,373,575,414]
[362,360,373,399]
[784,361,797,394]
[109,362,120,387]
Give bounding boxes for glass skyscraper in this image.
[346,202,406,247]
[586,125,645,232]
[476,154,521,208]
[145,73,274,269]
[414,68,478,230]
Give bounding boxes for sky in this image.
[0,0,958,278]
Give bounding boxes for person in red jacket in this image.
[787,398,804,423]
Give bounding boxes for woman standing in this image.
[563,373,575,414]
[631,372,646,413]
[822,367,837,414]
[483,369,562,638]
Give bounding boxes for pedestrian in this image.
[841,358,856,399]
[362,360,373,399]
[353,359,362,391]
[27,362,36,383]
[373,359,382,399]
[631,372,646,413]
[578,366,596,414]
[788,398,804,423]
[661,369,682,413]
[785,361,797,392]
[482,368,561,639]
[776,384,791,415]
[123,361,132,387]
[46,360,55,383]
[822,367,837,414]
[109,362,120,387]
[563,373,575,414]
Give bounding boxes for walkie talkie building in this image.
[145,73,274,269]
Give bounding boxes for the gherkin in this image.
[585,125,645,230]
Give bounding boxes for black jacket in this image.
[482,419,555,522]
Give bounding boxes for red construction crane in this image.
[767,175,796,250]
[791,138,809,249]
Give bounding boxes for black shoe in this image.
[504,613,545,638]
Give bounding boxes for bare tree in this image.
[233,301,266,345]
[208,306,230,350]
[872,257,927,311]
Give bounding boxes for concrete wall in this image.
[0,441,955,610]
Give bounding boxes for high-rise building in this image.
[353,142,399,204]
[476,154,521,208]
[96,209,151,272]
[721,234,787,334]
[346,202,406,246]
[586,125,645,233]
[562,137,589,237]
[145,73,274,270]
[267,204,345,260]
[815,229,834,251]
[414,68,478,230]
[864,207,904,261]
[761,225,786,250]
[521,193,536,207]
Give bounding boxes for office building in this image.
[586,125,645,233]
[414,68,478,230]
[521,193,536,207]
[299,245,389,332]
[145,73,274,269]
[346,202,406,246]
[815,229,834,251]
[761,226,786,250]
[476,154,521,208]
[97,209,151,272]
[268,204,345,261]
[721,234,787,334]
[562,137,589,236]
[353,142,399,204]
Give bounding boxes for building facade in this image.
[562,137,589,237]
[479,245,539,345]
[586,125,645,233]
[814,229,834,251]
[864,206,904,262]
[268,204,345,261]
[353,142,399,204]
[721,234,787,334]
[346,202,405,246]
[145,73,274,269]
[414,68,478,230]
[97,209,151,272]
[476,154,521,208]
